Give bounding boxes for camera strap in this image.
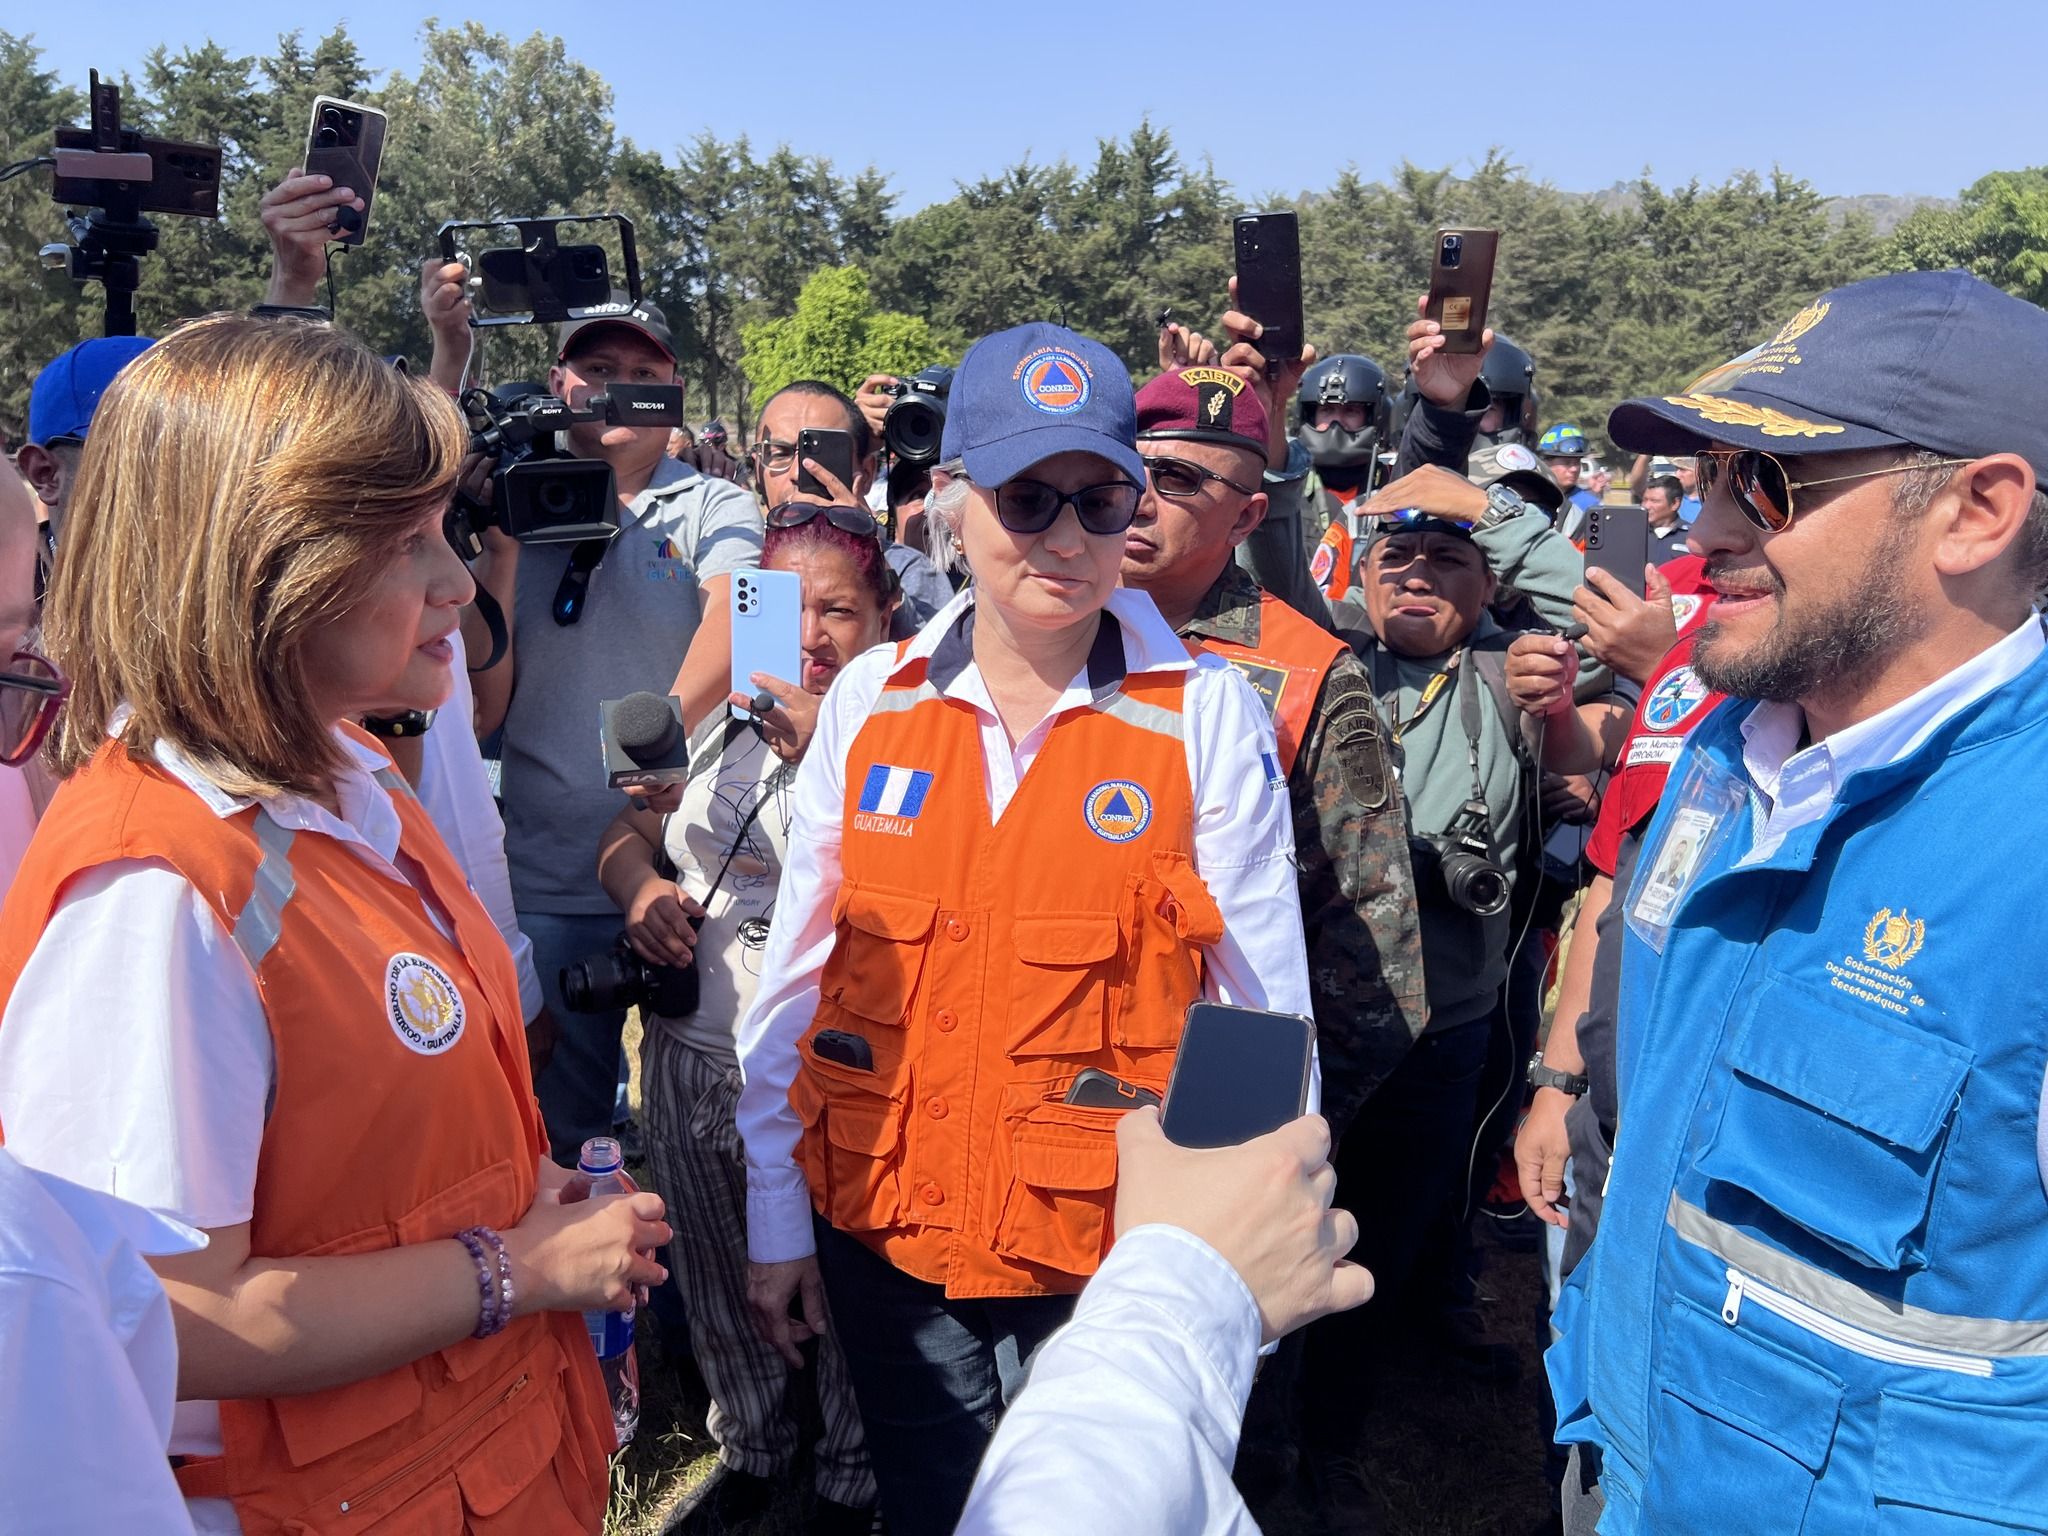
[1456,646,1488,803]
[466,586,509,672]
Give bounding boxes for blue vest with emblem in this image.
[1547,647,2048,1535]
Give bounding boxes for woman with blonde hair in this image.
[0,313,666,1535]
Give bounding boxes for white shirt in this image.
[736,584,1313,1265]
[958,1223,1260,1536]
[0,1151,203,1536]
[1738,616,2044,864]
[0,725,445,1536]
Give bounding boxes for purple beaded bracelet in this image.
[455,1225,514,1339]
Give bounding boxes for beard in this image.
[1692,516,1924,702]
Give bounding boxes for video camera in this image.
[28,70,222,336]
[882,366,954,466]
[449,380,685,552]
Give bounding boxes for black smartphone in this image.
[1063,1068,1163,1112]
[1424,228,1500,356]
[1233,212,1304,368]
[1160,1002,1316,1149]
[796,428,857,500]
[302,95,387,247]
[811,1029,875,1072]
[1584,506,1651,597]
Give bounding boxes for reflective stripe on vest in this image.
[1090,688,1185,741]
[1669,1193,2048,1363]
[231,812,297,971]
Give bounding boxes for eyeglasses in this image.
[766,501,884,540]
[1142,454,1260,500]
[989,478,1142,536]
[0,650,68,767]
[750,440,800,472]
[1696,449,1972,533]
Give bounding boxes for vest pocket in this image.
[1009,913,1122,1057]
[1874,1390,2048,1530]
[989,1094,1124,1275]
[796,1050,910,1233]
[1115,855,1223,1051]
[1643,1296,1843,1533]
[820,883,935,1029]
[1696,977,1970,1272]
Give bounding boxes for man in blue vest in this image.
[1548,266,2048,1535]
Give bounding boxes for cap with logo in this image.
[1537,424,1589,458]
[555,293,676,365]
[27,336,156,445]
[1134,366,1270,465]
[1609,269,2048,483]
[939,322,1143,487]
[1468,440,1563,514]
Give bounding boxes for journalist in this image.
[735,322,1311,1534]
[0,314,667,1535]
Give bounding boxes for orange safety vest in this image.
[1195,590,1348,778]
[0,730,612,1535]
[793,635,1224,1299]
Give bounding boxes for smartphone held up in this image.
[1423,228,1500,355]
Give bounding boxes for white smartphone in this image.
[729,568,803,721]
[303,96,388,248]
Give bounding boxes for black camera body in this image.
[562,933,700,1019]
[1414,799,1510,917]
[450,382,685,551]
[882,366,953,467]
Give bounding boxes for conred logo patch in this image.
[1083,779,1153,843]
[385,952,466,1055]
[1016,347,1092,415]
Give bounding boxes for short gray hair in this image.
[925,459,972,580]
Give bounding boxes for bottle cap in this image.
[577,1135,624,1176]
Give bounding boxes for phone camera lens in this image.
[315,128,340,148]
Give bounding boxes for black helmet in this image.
[1478,334,1538,443]
[1296,354,1390,470]
[702,419,729,445]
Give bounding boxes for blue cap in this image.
[939,322,1143,488]
[27,336,155,446]
[1537,424,1588,457]
[1610,270,2048,482]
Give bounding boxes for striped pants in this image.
[639,1022,875,1507]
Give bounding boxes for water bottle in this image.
[575,1136,641,1446]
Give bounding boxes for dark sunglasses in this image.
[990,478,1142,536]
[766,501,883,540]
[0,650,68,767]
[1142,454,1260,500]
[1696,449,1970,533]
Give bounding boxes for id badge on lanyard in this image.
[1624,746,1747,954]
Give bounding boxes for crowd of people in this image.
[3,150,2047,1536]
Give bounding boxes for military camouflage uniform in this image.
[1180,562,1427,1141]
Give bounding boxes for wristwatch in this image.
[1526,1051,1589,1097]
[1477,482,1526,532]
[361,709,436,739]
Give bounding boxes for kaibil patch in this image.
[385,952,466,1056]
[1083,779,1153,843]
[1017,347,1092,415]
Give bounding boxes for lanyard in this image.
[1384,651,1464,746]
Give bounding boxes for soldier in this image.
[1293,355,1393,588]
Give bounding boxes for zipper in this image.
[1721,1268,1993,1378]
[337,1371,531,1515]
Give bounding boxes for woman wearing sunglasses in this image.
[0,315,670,1535]
[732,323,1313,1533]
[593,504,896,1532]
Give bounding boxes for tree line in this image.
[4,24,2045,450]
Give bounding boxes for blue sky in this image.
[21,0,2034,211]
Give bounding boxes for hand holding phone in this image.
[730,568,803,722]
[1583,506,1651,597]
[1160,1002,1316,1149]
[795,428,857,501]
[1233,213,1305,370]
[302,96,387,247]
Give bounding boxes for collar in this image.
[890,584,1197,699]
[1178,563,1265,647]
[1740,614,2046,807]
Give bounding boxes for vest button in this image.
[934,1009,959,1033]
[919,1182,944,1206]
[926,1096,948,1120]
[946,918,970,942]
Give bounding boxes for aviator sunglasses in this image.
[1696,448,1970,533]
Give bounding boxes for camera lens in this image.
[538,479,578,518]
[1443,854,1510,917]
[315,128,340,148]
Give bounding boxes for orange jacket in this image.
[792,651,1223,1299]
[1194,589,1348,778]
[0,731,612,1534]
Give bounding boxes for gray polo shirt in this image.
[501,456,763,914]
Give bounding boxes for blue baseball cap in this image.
[27,336,155,445]
[1609,270,2048,482]
[939,322,1143,488]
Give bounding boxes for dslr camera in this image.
[561,933,699,1018]
[882,366,954,466]
[448,380,684,553]
[1412,800,1510,917]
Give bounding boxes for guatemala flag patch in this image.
[858,764,936,819]
[1261,750,1286,789]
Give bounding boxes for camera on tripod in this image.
[32,70,222,337]
[1415,799,1510,917]
[882,366,953,466]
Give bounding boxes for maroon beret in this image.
[1134,366,1270,464]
